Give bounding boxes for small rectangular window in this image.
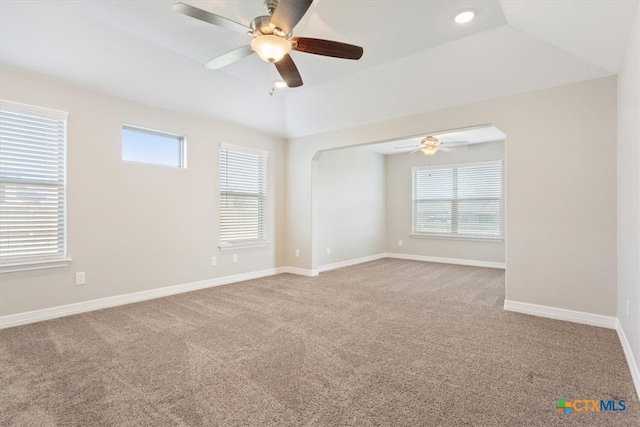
[122,125,185,168]
[219,143,268,249]
[412,160,503,240]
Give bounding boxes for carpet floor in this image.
[1,259,638,426]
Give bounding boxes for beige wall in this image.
[0,68,286,316]
[385,140,505,263]
[287,76,617,316]
[316,147,385,267]
[0,68,621,324]
[617,6,640,385]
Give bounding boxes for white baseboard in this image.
[0,265,338,328]
[385,252,505,269]
[616,320,640,400]
[503,299,618,329]
[280,266,319,277]
[1,268,283,329]
[318,253,386,273]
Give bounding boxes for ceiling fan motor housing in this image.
[251,16,276,36]
[251,15,288,38]
[422,136,441,147]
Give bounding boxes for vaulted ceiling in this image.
[1,0,637,138]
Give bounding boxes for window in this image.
[122,125,185,168]
[0,100,69,271]
[412,160,503,240]
[219,143,268,249]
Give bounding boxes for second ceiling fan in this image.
[174,0,364,88]
[395,136,470,156]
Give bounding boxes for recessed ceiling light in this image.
[274,81,288,89]
[455,10,475,24]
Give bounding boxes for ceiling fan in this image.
[173,0,364,88]
[395,136,469,156]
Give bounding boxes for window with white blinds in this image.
[412,160,503,239]
[0,100,68,268]
[219,144,268,248]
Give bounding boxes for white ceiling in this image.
[1,0,637,139]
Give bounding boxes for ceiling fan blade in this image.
[394,145,419,150]
[275,54,303,87]
[173,2,250,34]
[438,146,452,152]
[204,45,254,70]
[291,37,363,60]
[409,148,422,154]
[440,140,469,146]
[270,0,313,35]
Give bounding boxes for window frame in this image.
[0,99,71,273]
[218,142,269,250]
[121,124,186,168]
[411,160,504,241]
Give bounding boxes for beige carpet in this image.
[1,259,638,426]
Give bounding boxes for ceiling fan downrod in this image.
[264,0,278,15]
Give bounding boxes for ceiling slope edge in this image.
[283,25,613,140]
[500,0,639,74]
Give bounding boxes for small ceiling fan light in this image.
[421,146,439,156]
[251,35,291,63]
[274,81,288,89]
[455,10,475,24]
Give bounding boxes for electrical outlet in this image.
[75,272,86,286]
[295,249,300,258]
[326,246,331,254]
[211,256,217,266]
[398,240,403,247]
[232,254,238,263]
[626,299,630,319]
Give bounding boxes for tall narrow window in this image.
[412,160,503,240]
[219,144,268,248]
[0,100,68,270]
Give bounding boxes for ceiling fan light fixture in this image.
[455,10,475,24]
[421,146,439,156]
[251,35,291,63]
[274,80,288,89]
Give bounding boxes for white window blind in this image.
[0,100,68,266]
[219,144,267,248]
[412,161,503,239]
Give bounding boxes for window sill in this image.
[411,233,504,243]
[1,258,72,273]
[219,242,269,251]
